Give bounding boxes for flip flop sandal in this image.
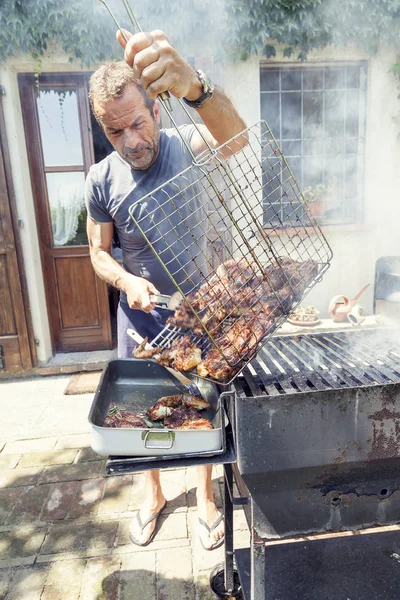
[198,513,225,551]
[130,502,167,547]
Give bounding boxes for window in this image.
[260,64,367,226]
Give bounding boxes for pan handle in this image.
[142,430,175,449]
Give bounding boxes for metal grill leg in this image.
[251,501,266,600]
[223,463,235,592]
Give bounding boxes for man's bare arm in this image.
[118,29,248,158]
[191,89,248,158]
[87,217,159,312]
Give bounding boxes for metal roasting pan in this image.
[88,359,224,456]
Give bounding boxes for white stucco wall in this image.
[222,45,400,317]
[1,43,399,363]
[0,53,91,363]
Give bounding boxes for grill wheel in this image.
[209,562,242,599]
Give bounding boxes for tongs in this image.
[149,292,181,310]
[127,329,203,397]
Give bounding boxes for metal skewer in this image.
[98,0,172,112]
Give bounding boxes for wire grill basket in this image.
[97,0,333,384]
[129,120,333,384]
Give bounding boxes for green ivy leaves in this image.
[0,0,399,67]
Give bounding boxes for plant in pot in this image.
[303,184,330,218]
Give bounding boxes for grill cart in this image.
[211,327,400,599]
[91,327,400,600]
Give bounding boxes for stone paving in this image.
[0,375,249,599]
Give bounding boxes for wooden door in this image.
[0,96,35,371]
[19,74,112,352]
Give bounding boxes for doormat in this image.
[64,371,102,395]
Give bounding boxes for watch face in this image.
[198,70,214,95]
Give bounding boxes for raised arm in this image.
[117,29,248,158]
[87,217,159,312]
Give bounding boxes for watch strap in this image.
[183,70,214,109]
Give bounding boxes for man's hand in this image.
[122,273,160,313]
[117,29,202,102]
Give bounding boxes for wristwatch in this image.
[183,69,214,109]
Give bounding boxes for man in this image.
[86,28,247,549]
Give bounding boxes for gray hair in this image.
[89,61,155,117]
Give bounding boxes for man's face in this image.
[94,84,161,170]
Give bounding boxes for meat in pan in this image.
[164,406,213,430]
[173,418,214,430]
[182,393,210,410]
[146,395,183,421]
[147,392,210,421]
[103,412,147,429]
[103,392,213,429]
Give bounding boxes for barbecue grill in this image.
[105,326,400,599]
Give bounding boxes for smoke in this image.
[104,0,400,324]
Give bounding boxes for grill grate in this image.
[234,329,400,397]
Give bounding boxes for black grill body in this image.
[233,329,400,538]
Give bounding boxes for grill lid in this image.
[234,328,400,397]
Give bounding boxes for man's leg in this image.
[196,465,225,549]
[117,301,169,544]
[130,470,166,545]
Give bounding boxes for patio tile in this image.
[41,559,86,600]
[0,526,46,559]
[6,484,51,525]
[5,563,49,600]
[39,461,102,484]
[67,478,106,519]
[3,438,57,455]
[80,556,121,600]
[40,520,118,555]
[119,552,156,600]
[18,450,77,468]
[41,481,79,521]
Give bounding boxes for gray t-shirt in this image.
[85,125,208,303]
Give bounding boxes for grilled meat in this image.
[173,418,213,430]
[166,296,197,329]
[157,343,179,367]
[103,412,147,429]
[182,393,211,410]
[159,257,319,380]
[197,348,239,382]
[216,257,258,287]
[104,386,212,431]
[172,335,203,371]
[146,395,183,421]
[164,406,212,429]
[132,337,161,359]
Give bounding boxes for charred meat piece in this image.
[103,412,147,429]
[263,261,290,291]
[197,348,239,382]
[193,310,222,337]
[133,337,161,359]
[166,296,197,329]
[172,335,203,371]
[290,259,319,300]
[164,406,204,428]
[146,395,183,421]
[156,342,180,367]
[272,285,294,314]
[216,257,258,287]
[182,393,211,410]
[173,418,213,430]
